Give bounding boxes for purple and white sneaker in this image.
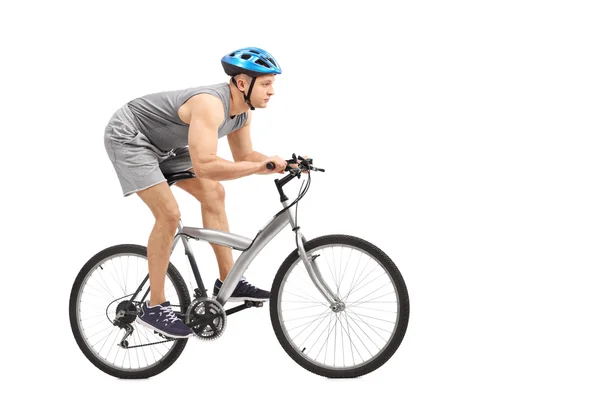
[213,276,270,302]
[137,301,194,338]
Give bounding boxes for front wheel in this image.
[270,235,409,378]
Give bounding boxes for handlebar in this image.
[266,154,325,176]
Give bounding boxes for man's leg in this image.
[136,181,181,306]
[174,168,270,302]
[175,172,233,281]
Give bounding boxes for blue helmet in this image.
[221,47,282,77]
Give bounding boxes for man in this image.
[103,47,288,338]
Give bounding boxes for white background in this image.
[2,0,599,398]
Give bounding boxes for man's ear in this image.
[234,74,247,91]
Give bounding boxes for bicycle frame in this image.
[171,198,340,307]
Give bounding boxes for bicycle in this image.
[69,154,410,379]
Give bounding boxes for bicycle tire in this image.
[69,244,191,379]
[269,234,409,378]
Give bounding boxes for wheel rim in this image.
[277,244,401,371]
[75,253,183,372]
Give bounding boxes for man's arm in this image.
[188,94,262,181]
[227,112,279,175]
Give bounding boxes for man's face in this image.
[250,74,276,108]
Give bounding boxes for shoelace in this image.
[216,276,260,293]
[159,305,179,323]
[240,276,257,289]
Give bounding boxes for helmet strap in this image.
[231,76,257,111]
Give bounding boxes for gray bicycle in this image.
[69,154,410,379]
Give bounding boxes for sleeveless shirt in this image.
[127,82,248,151]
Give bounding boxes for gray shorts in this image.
[104,104,193,197]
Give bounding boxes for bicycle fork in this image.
[283,201,341,307]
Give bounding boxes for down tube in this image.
[216,212,289,305]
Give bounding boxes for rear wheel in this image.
[69,244,191,379]
[270,235,409,378]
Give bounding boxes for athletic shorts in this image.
[103,104,193,197]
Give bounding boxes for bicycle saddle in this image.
[165,171,196,186]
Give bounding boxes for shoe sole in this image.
[136,317,194,339]
[227,297,269,302]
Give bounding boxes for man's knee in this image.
[199,181,225,206]
[136,182,181,227]
[157,205,181,226]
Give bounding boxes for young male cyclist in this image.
[103,47,287,338]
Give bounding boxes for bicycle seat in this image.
[165,171,196,186]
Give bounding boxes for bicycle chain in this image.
[124,337,179,349]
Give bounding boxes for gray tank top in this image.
[126,82,248,151]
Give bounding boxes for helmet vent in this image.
[249,50,260,54]
[241,53,252,60]
[229,52,236,57]
[255,59,270,68]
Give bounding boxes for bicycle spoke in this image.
[306,311,337,357]
[109,259,127,296]
[91,270,115,298]
[126,343,131,369]
[335,247,341,294]
[343,259,372,302]
[110,332,120,364]
[340,312,372,359]
[290,310,331,340]
[284,311,333,323]
[321,248,338,294]
[84,280,113,299]
[347,283,394,306]
[339,312,346,366]
[123,256,130,295]
[348,310,397,325]
[96,326,116,356]
[83,318,111,331]
[345,251,363,301]
[282,304,325,311]
[284,281,330,305]
[89,324,116,342]
[333,312,337,367]
[285,314,328,332]
[314,313,337,362]
[97,265,118,298]
[351,304,398,313]
[338,248,353,297]
[298,310,333,349]
[283,290,328,306]
[347,291,397,308]
[346,271,388,300]
[322,313,333,364]
[346,308,391,338]
[343,311,356,366]
[344,266,378,302]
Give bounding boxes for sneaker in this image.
[213,276,270,302]
[137,300,194,338]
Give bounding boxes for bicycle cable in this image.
[277,165,312,216]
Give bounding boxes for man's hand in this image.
[257,156,287,174]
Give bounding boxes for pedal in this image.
[244,300,264,308]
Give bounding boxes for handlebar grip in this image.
[266,162,276,170]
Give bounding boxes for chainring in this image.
[185,297,227,341]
